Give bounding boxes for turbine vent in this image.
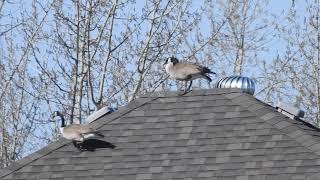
[216,76,255,95]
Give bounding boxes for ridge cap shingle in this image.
[139,88,244,98]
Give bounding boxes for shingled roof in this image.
[1,88,320,180]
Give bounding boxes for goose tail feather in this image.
[198,66,216,75]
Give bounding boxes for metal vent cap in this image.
[216,76,255,95]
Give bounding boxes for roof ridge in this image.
[0,96,160,178]
[224,92,320,158]
[139,88,243,98]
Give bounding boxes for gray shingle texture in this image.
[1,88,320,180]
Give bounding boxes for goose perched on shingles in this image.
[51,111,104,142]
[164,57,216,94]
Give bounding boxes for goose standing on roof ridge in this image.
[52,111,104,142]
[164,56,216,94]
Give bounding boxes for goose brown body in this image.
[164,57,215,93]
[165,62,213,81]
[52,111,104,142]
[60,124,104,141]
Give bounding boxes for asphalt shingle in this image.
[1,88,320,180]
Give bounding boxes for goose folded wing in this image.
[71,124,104,137]
[67,124,94,133]
[174,63,202,75]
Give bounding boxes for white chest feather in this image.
[165,63,183,79]
[165,63,192,80]
[165,63,174,75]
[59,127,65,134]
[60,127,82,141]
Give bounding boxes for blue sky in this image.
[1,0,315,151]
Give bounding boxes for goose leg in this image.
[72,140,78,148]
[72,140,84,151]
[179,81,188,95]
[187,81,193,92]
[180,81,192,95]
[184,81,188,93]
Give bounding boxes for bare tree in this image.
[200,0,271,76]
[0,0,58,167]
[258,0,320,125]
[4,0,319,168]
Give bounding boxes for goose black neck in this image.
[60,115,66,128]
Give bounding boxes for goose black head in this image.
[51,111,65,123]
[51,111,66,127]
[164,57,179,66]
[51,111,63,119]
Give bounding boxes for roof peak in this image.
[139,88,245,98]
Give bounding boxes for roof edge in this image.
[0,95,160,178]
[224,93,320,157]
[0,138,69,178]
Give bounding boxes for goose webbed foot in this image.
[178,89,192,96]
[178,89,187,95]
[178,81,192,96]
[72,140,85,151]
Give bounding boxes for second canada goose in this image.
[52,111,104,142]
[164,57,216,93]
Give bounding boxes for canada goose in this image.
[164,57,216,93]
[52,111,104,142]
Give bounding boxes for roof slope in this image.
[2,88,320,180]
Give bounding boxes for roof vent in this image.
[86,107,116,123]
[276,102,305,120]
[216,76,255,95]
